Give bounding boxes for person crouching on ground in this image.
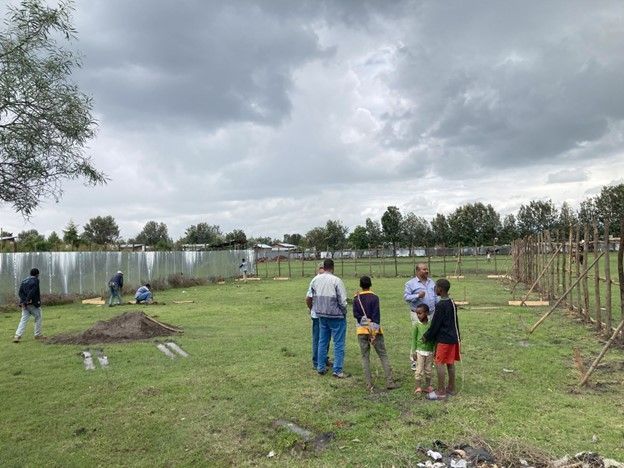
[422,278,461,401]
[353,275,399,391]
[135,283,153,304]
[412,303,434,394]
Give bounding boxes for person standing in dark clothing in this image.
[108,270,124,307]
[422,278,461,400]
[13,268,45,343]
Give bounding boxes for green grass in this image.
[1,274,623,466]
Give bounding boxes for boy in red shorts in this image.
[422,278,460,400]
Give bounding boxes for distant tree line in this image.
[1,183,622,253]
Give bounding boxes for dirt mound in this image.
[48,311,182,345]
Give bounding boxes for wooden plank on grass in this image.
[172,300,194,304]
[487,274,510,279]
[455,301,469,306]
[273,277,290,281]
[82,297,105,305]
[235,277,261,281]
[447,275,464,279]
[509,300,549,306]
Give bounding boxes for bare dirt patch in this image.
[48,311,182,345]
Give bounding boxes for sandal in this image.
[425,391,446,401]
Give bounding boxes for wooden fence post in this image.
[520,244,562,306]
[582,224,591,321]
[574,226,582,317]
[593,221,601,331]
[529,252,605,334]
[604,220,612,335]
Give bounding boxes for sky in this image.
[1,0,624,241]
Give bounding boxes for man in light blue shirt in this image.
[404,263,438,369]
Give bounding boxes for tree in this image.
[447,203,501,245]
[82,215,120,245]
[594,183,624,235]
[516,200,558,237]
[47,231,62,250]
[134,221,172,249]
[381,206,403,276]
[365,218,383,247]
[17,229,48,251]
[225,229,248,245]
[430,213,450,247]
[0,0,106,216]
[283,233,302,246]
[305,226,327,252]
[62,220,80,248]
[181,223,223,245]
[499,214,518,244]
[348,225,369,250]
[557,201,577,235]
[402,212,430,253]
[325,219,348,252]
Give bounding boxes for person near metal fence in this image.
[108,270,124,307]
[135,283,153,304]
[13,268,46,343]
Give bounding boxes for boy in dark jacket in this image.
[422,278,460,400]
[353,276,399,391]
[13,268,45,343]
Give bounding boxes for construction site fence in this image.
[510,222,623,340]
[0,249,255,303]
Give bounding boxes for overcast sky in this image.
[2,0,623,240]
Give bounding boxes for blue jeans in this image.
[312,318,331,368]
[317,317,346,374]
[136,291,152,302]
[15,305,43,337]
[108,284,122,306]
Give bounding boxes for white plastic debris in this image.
[451,459,467,468]
[427,450,443,460]
[502,368,515,373]
[267,450,275,458]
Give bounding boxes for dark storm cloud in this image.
[380,1,624,176]
[74,1,332,129]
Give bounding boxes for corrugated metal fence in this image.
[0,250,255,302]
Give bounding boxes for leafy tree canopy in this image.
[82,215,119,245]
[0,0,106,216]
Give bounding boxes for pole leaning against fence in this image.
[528,251,605,335]
[520,244,562,306]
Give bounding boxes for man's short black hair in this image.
[359,275,372,289]
[436,278,451,293]
[30,268,39,276]
[415,303,429,313]
[145,283,151,289]
[323,258,334,271]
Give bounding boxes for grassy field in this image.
[1,274,623,466]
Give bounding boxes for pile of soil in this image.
[48,311,181,345]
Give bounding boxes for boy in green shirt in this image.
[412,304,435,394]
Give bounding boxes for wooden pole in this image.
[528,252,605,334]
[561,229,567,302]
[369,245,372,276]
[582,224,591,320]
[520,244,562,306]
[579,318,624,386]
[593,221,601,331]
[354,250,358,277]
[567,227,573,308]
[301,252,305,277]
[288,252,292,278]
[574,225,582,317]
[443,245,447,277]
[619,220,624,343]
[475,242,478,275]
[604,220,612,334]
